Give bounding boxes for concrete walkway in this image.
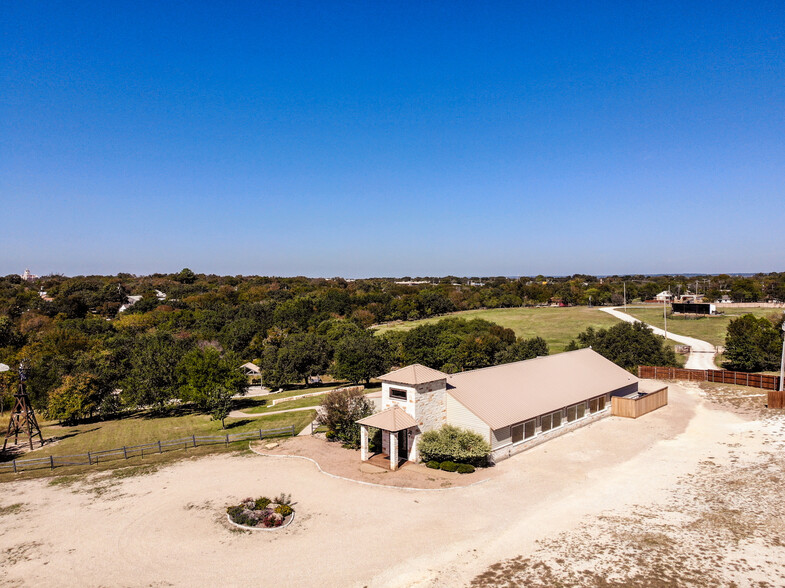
[600,306,718,370]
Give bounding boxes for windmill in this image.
[2,360,45,451]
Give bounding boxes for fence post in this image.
[259,429,263,440]
[158,440,162,454]
[291,424,295,437]
[50,456,54,469]
[88,451,92,465]
[123,446,127,459]
[12,460,16,474]
[225,434,229,446]
[192,434,196,448]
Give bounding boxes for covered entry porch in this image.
[356,406,419,471]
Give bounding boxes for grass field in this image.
[0,406,316,481]
[374,307,621,353]
[622,306,782,347]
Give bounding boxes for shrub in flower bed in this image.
[439,461,459,472]
[456,463,475,474]
[426,461,440,469]
[226,496,294,529]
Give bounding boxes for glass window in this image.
[552,410,562,428]
[598,396,606,411]
[589,398,599,413]
[577,402,586,418]
[524,419,535,439]
[390,388,407,401]
[541,414,552,432]
[511,424,523,444]
[567,406,577,422]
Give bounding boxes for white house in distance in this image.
[357,348,641,469]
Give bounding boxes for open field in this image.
[0,408,316,481]
[374,306,620,353]
[623,306,782,347]
[1,382,783,586]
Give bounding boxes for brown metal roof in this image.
[356,406,418,432]
[378,364,448,386]
[447,348,638,430]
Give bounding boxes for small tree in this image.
[316,387,372,447]
[208,385,234,429]
[47,373,100,425]
[418,424,491,466]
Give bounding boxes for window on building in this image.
[566,405,577,422]
[589,398,599,413]
[389,388,407,401]
[577,402,586,418]
[524,419,535,439]
[597,396,606,411]
[552,410,562,428]
[541,414,552,432]
[511,423,523,444]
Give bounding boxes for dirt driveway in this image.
[0,382,781,587]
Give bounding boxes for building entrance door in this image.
[397,430,408,460]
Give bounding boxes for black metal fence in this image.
[0,425,297,475]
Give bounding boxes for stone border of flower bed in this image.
[225,510,295,532]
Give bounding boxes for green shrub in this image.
[440,461,458,472]
[419,425,491,466]
[254,497,271,510]
[275,504,293,517]
[456,463,475,474]
[426,461,440,469]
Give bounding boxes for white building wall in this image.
[444,393,491,443]
[381,382,417,417]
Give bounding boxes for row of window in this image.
[509,396,607,444]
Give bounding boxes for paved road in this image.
[600,307,718,370]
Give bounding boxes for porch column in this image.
[360,425,369,461]
[389,430,398,471]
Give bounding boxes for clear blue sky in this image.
[2,1,784,277]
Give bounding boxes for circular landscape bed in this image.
[226,495,295,531]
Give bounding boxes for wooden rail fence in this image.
[638,366,781,391]
[0,425,297,475]
[611,386,668,419]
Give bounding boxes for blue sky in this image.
[2,1,784,277]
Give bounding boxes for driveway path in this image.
[600,306,718,370]
[228,406,321,420]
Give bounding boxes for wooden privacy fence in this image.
[0,425,297,475]
[638,366,781,391]
[611,386,668,419]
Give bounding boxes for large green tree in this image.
[124,333,186,410]
[261,332,330,388]
[723,314,783,372]
[566,322,678,372]
[330,330,391,384]
[177,346,246,412]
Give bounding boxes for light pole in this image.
[663,293,668,340]
[623,282,627,313]
[780,319,785,392]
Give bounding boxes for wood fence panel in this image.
[612,387,668,419]
[638,366,781,391]
[768,391,785,409]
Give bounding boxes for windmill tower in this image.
[2,361,44,451]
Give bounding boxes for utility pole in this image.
[664,295,668,340]
[780,318,785,392]
[623,282,627,312]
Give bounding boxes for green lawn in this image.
[622,306,782,347]
[373,307,620,353]
[0,408,316,481]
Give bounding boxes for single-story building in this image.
[357,348,641,469]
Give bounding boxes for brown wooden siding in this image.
[638,366,781,391]
[611,386,668,418]
[768,390,785,409]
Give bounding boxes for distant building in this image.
[20,268,38,282]
[654,290,673,302]
[672,302,716,315]
[118,295,143,313]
